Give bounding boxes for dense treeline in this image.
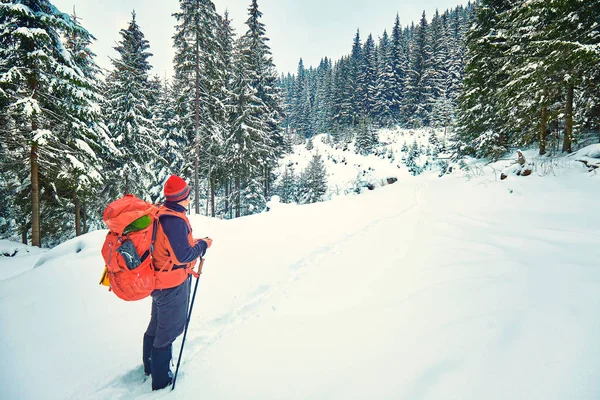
[0,0,284,246]
[2,0,599,248]
[279,4,475,140]
[455,0,600,158]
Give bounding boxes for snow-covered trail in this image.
[2,173,600,400]
[174,177,600,400]
[82,182,423,400]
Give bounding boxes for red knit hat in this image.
[164,175,190,202]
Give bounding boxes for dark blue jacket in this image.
[160,202,207,268]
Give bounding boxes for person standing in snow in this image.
[143,175,212,391]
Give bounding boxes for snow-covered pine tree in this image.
[389,14,407,124]
[211,10,237,218]
[457,0,599,158]
[455,0,515,159]
[429,10,452,130]
[502,0,600,154]
[402,11,434,128]
[355,118,378,155]
[235,0,284,214]
[292,58,311,137]
[331,56,353,132]
[104,11,162,201]
[359,34,378,121]
[313,58,334,136]
[405,139,422,175]
[279,72,295,134]
[373,30,395,127]
[148,76,185,201]
[445,8,467,117]
[277,164,298,204]
[298,152,327,204]
[172,0,223,214]
[348,30,363,126]
[0,0,111,246]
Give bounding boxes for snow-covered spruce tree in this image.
[405,139,423,176]
[402,12,434,128]
[457,0,599,158]
[279,72,296,137]
[172,0,223,214]
[445,8,468,120]
[330,56,352,131]
[147,76,185,202]
[502,0,600,154]
[0,0,110,246]
[355,118,378,155]
[348,30,363,126]
[230,0,284,216]
[389,14,408,124]
[104,11,162,201]
[313,58,334,135]
[277,163,298,204]
[455,0,516,159]
[428,10,452,131]
[298,152,327,204]
[60,9,116,237]
[210,10,238,218]
[373,30,395,127]
[359,34,377,122]
[292,58,311,137]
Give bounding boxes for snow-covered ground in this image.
[0,239,47,280]
[278,128,446,197]
[1,136,599,399]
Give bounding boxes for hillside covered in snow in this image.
[1,131,600,399]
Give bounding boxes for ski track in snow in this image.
[4,145,600,399]
[180,186,423,371]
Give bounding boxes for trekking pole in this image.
[172,257,205,391]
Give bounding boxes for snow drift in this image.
[1,144,600,400]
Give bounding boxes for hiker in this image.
[143,174,212,391]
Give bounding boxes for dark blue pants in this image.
[145,276,191,348]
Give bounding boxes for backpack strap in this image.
[151,206,190,272]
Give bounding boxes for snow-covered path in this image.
[2,172,600,400]
[171,177,600,400]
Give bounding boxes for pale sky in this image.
[51,0,469,78]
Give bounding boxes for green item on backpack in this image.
[123,215,152,235]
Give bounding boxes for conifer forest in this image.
[1,0,599,247]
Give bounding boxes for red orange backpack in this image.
[100,195,159,301]
[100,194,201,301]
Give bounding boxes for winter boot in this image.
[143,334,154,376]
[151,344,173,391]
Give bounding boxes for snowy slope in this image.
[0,240,47,280]
[1,144,600,400]
[278,128,446,197]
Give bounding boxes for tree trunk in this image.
[563,82,574,153]
[206,157,212,217]
[264,166,269,200]
[235,176,241,218]
[74,193,81,237]
[194,29,201,214]
[31,142,41,247]
[82,199,87,234]
[539,99,548,156]
[21,222,29,245]
[225,178,230,218]
[210,182,215,218]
